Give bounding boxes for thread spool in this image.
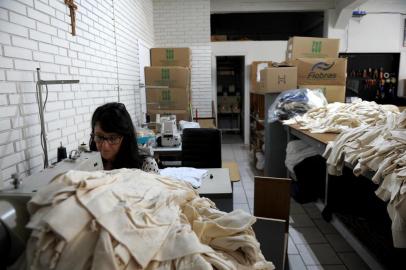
[57,142,67,162]
[78,142,88,152]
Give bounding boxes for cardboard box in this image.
[257,66,297,94]
[211,35,227,41]
[197,118,216,128]
[145,67,190,89]
[299,85,346,103]
[286,36,340,60]
[294,58,347,86]
[146,87,190,111]
[251,61,273,91]
[150,48,191,67]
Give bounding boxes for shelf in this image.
[218,112,241,115]
[250,115,264,123]
[220,128,240,132]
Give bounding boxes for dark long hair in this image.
[90,102,142,169]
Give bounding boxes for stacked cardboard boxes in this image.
[286,36,347,103]
[145,48,191,121]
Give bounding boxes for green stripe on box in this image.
[161,89,171,101]
[165,49,174,60]
[161,68,170,80]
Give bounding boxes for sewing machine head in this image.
[0,151,103,246]
[161,119,177,136]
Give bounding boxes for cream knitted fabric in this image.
[24,169,274,270]
[323,110,406,247]
[283,99,400,133]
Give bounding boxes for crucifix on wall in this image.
[64,0,77,36]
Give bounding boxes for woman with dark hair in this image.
[89,102,159,173]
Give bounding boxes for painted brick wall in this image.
[0,0,154,186]
[153,0,212,117]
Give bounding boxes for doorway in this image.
[216,56,244,143]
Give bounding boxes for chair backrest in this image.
[252,217,287,270]
[254,176,291,270]
[181,128,222,168]
[254,176,292,232]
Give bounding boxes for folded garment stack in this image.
[22,169,274,270]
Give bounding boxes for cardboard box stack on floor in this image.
[145,48,191,121]
[286,36,347,103]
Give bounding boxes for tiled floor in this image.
[221,141,371,270]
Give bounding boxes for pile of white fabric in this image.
[21,169,274,270]
[160,167,208,188]
[284,99,399,133]
[323,110,406,247]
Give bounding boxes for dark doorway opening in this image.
[216,56,245,143]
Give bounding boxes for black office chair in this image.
[181,128,222,168]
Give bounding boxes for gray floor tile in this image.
[245,188,254,198]
[307,265,348,270]
[303,203,322,219]
[221,146,234,161]
[242,182,254,192]
[313,218,338,235]
[290,200,307,215]
[296,243,342,265]
[288,254,307,270]
[232,181,243,189]
[246,196,254,208]
[290,214,316,227]
[288,235,299,254]
[290,227,328,244]
[338,252,369,270]
[325,234,353,253]
[233,203,251,214]
[233,189,248,204]
[221,142,358,270]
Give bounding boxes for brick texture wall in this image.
[0,0,154,186]
[153,0,212,117]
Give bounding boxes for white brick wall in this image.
[0,0,154,186]
[153,0,212,117]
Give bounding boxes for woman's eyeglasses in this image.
[91,134,123,145]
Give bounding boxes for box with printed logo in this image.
[257,65,297,94]
[146,87,190,111]
[293,58,347,86]
[145,67,190,111]
[150,48,191,67]
[286,37,340,60]
[145,66,190,89]
[299,84,346,103]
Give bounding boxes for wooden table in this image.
[286,124,337,155]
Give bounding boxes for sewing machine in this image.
[0,151,103,263]
[158,119,181,147]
